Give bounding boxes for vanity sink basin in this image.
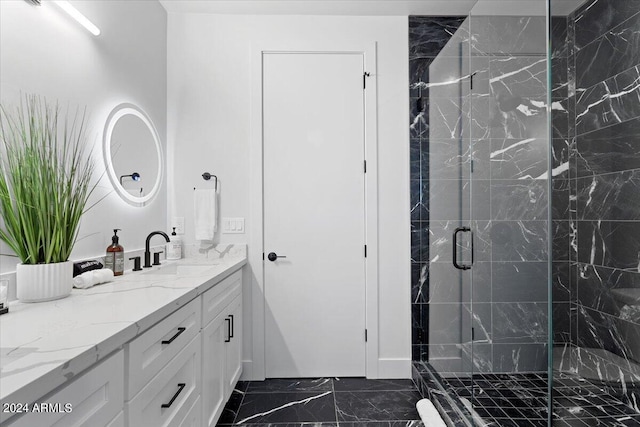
[143,263,218,276]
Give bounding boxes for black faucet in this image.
[144,231,170,268]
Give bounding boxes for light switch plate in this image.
[172,216,185,234]
[223,217,245,234]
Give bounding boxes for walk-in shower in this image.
[411,0,640,425]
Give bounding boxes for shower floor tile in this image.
[437,371,640,426]
[216,378,425,426]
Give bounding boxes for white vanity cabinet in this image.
[201,270,243,427]
[1,264,245,427]
[6,350,124,427]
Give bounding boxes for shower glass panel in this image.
[550,0,640,424]
[424,15,475,425]
[422,1,552,425]
[468,1,551,424]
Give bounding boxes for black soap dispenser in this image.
[105,229,124,276]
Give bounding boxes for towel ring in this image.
[194,172,218,191]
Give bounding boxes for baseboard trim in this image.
[376,358,412,379]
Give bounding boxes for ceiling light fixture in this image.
[52,0,101,36]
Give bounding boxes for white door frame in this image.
[248,42,379,380]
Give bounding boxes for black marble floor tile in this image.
[247,378,333,393]
[334,390,422,422]
[218,390,246,424]
[333,378,417,392]
[338,423,424,427]
[235,424,338,427]
[234,392,336,424]
[219,378,426,426]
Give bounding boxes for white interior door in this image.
[263,52,366,378]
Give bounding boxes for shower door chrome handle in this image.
[453,227,472,270]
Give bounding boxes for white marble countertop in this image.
[0,244,246,418]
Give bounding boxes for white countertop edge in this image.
[0,256,246,416]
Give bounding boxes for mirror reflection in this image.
[103,104,163,206]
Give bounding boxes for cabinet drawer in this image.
[126,298,201,400]
[126,335,201,427]
[7,350,124,427]
[106,412,124,427]
[202,270,241,327]
[177,396,201,427]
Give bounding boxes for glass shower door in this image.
[467,1,551,424]
[424,16,476,425]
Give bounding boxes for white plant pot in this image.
[16,261,73,303]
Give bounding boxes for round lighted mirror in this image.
[103,104,163,206]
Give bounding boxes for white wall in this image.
[167,14,411,378]
[0,1,167,281]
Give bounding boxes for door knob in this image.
[267,252,287,262]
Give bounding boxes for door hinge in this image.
[365,329,368,342]
[364,245,367,257]
[364,160,367,173]
[262,253,265,261]
[471,327,475,341]
[470,71,477,90]
[363,72,370,89]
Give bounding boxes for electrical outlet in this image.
[172,216,185,234]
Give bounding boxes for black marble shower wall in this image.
[552,0,640,410]
[411,15,552,375]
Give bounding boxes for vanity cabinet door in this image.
[202,312,227,427]
[6,350,124,427]
[224,295,243,394]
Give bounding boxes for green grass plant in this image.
[0,95,97,264]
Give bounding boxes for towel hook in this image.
[194,172,218,191]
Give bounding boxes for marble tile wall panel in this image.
[576,116,640,177]
[576,65,640,136]
[491,262,548,303]
[575,10,640,90]
[553,220,571,262]
[491,343,548,373]
[476,220,548,262]
[573,0,640,50]
[577,170,640,221]
[470,16,547,56]
[576,306,640,364]
[490,138,549,180]
[409,17,468,60]
[577,221,640,270]
[576,263,640,321]
[492,302,548,344]
[553,262,571,302]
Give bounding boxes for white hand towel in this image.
[194,189,217,240]
[73,269,114,289]
[416,399,447,427]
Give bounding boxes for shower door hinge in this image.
[470,72,478,90]
[364,245,368,258]
[364,160,367,173]
[472,327,475,341]
[262,252,265,261]
[363,72,370,89]
[365,329,368,342]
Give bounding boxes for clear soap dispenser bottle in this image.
[105,229,124,276]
